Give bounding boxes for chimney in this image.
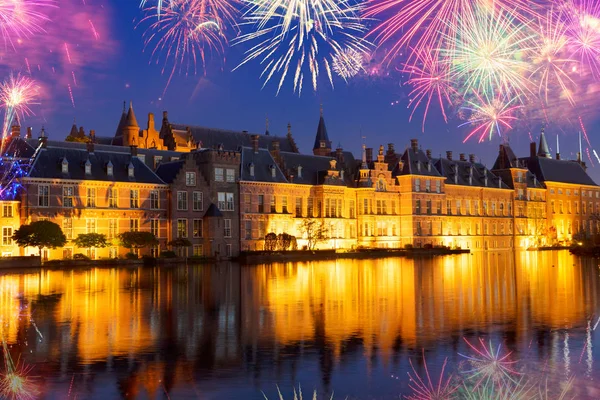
[78,126,85,138]
[446,151,453,161]
[130,145,138,157]
[26,127,32,139]
[366,148,373,163]
[556,153,560,160]
[387,143,395,155]
[251,134,260,154]
[162,111,168,120]
[87,141,94,154]
[426,149,432,159]
[336,146,344,162]
[459,153,466,161]
[530,142,536,158]
[89,129,96,143]
[148,113,155,130]
[469,154,476,163]
[410,139,418,152]
[10,123,20,138]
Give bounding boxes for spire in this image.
[114,101,128,137]
[313,106,331,155]
[125,101,139,128]
[537,127,551,158]
[265,115,270,136]
[69,118,78,137]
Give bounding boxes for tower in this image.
[537,127,551,158]
[313,105,331,156]
[122,102,139,147]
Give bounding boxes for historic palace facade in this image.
[0,103,598,259]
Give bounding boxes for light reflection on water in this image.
[0,251,599,399]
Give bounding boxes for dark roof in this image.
[170,124,298,153]
[492,144,520,170]
[279,151,351,186]
[519,156,597,186]
[433,157,510,189]
[313,114,331,150]
[28,147,165,184]
[155,160,185,183]
[95,136,114,146]
[115,103,127,137]
[204,203,223,218]
[396,147,442,177]
[3,137,37,159]
[239,147,288,183]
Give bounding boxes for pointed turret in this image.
[313,105,331,156]
[537,128,551,158]
[69,118,78,138]
[125,101,139,128]
[114,101,127,137]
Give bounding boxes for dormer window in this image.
[270,165,276,178]
[85,160,91,175]
[128,162,135,178]
[417,161,421,172]
[107,161,113,177]
[340,170,344,180]
[61,158,68,174]
[249,163,255,177]
[297,165,303,178]
[320,142,326,148]
[427,162,431,172]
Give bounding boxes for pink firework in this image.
[0,73,38,149]
[141,0,239,95]
[406,350,458,400]
[459,90,523,143]
[0,0,54,49]
[403,49,456,131]
[565,0,600,78]
[364,0,543,64]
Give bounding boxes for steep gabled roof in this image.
[313,113,331,150]
[538,130,551,158]
[519,156,597,186]
[155,160,186,183]
[433,157,510,189]
[396,147,442,177]
[125,102,139,128]
[279,151,351,186]
[239,147,288,183]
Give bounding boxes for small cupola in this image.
[61,157,69,174]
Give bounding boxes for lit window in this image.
[150,219,159,237]
[193,219,203,238]
[2,227,13,245]
[177,219,188,238]
[193,244,203,257]
[150,190,159,209]
[2,204,12,218]
[86,219,97,234]
[415,179,420,192]
[108,188,118,208]
[38,185,49,207]
[63,186,74,208]
[130,189,139,208]
[130,219,139,232]
[86,187,96,207]
[108,219,118,239]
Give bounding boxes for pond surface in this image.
[1,251,600,399]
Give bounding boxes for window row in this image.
[37,186,161,209]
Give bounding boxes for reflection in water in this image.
[0,251,598,399]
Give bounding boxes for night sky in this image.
[11,0,600,181]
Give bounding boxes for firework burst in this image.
[0,74,38,145]
[263,385,329,400]
[0,341,38,400]
[332,47,364,81]
[458,338,521,389]
[459,90,523,143]
[235,0,370,94]
[0,0,54,49]
[403,49,456,131]
[141,0,239,94]
[443,5,535,98]
[406,351,458,400]
[565,0,600,78]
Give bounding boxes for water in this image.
[1,251,600,399]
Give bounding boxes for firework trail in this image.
[458,338,521,389]
[141,0,239,95]
[235,0,371,94]
[0,340,38,400]
[0,74,38,150]
[0,0,54,50]
[263,385,325,400]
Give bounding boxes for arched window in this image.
[376,177,386,192]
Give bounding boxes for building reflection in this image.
[0,252,598,398]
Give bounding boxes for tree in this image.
[118,231,158,253]
[264,232,278,251]
[65,135,90,143]
[300,219,327,250]
[74,233,110,257]
[167,238,192,256]
[277,233,293,251]
[13,221,67,255]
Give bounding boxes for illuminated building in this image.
[1,106,598,259]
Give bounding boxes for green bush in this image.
[404,244,414,250]
[125,252,138,260]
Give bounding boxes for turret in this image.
[122,101,140,147]
[313,105,331,156]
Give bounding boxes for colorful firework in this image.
[0,0,54,49]
[364,0,542,64]
[0,74,38,147]
[140,0,171,18]
[443,5,535,98]
[0,341,38,400]
[332,48,364,81]
[458,338,521,388]
[459,90,523,143]
[406,351,458,400]
[530,8,577,105]
[565,0,600,78]
[141,0,238,94]
[403,49,456,131]
[235,0,370,94]
[263,385,326,400]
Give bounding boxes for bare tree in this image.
[300,219,327,250]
